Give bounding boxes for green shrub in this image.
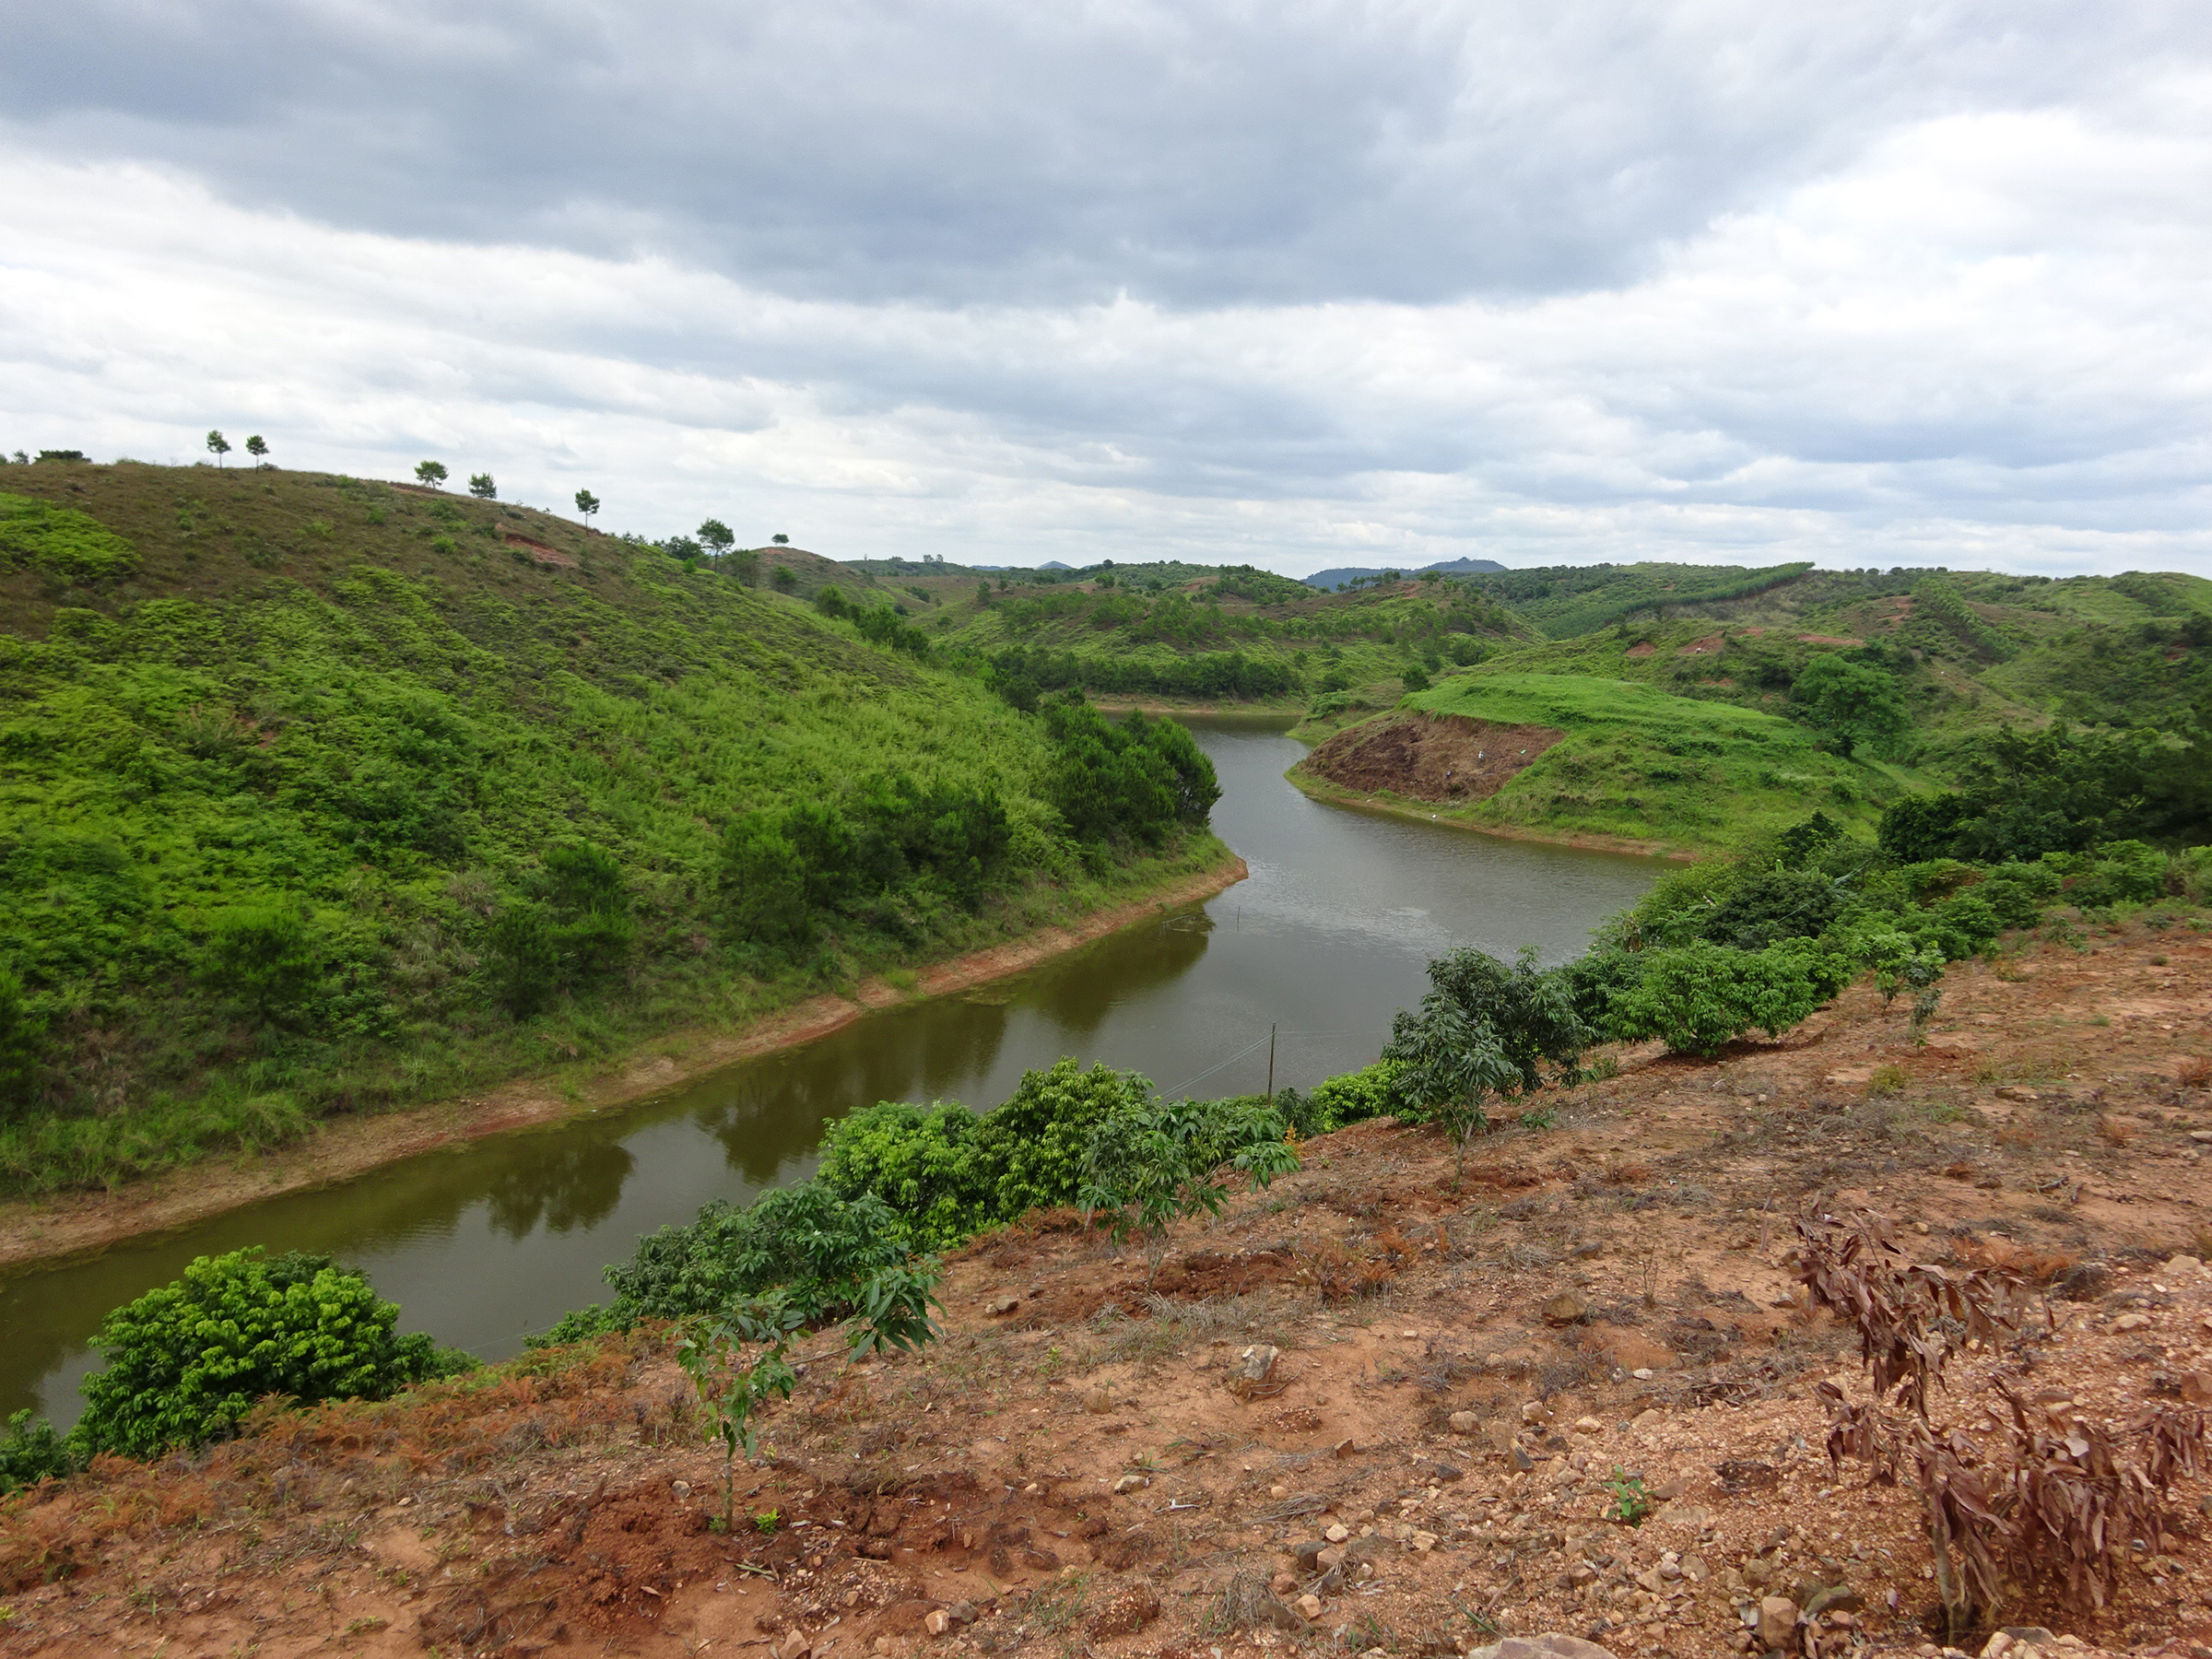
[1609,940,1847,1056]
[0,493,139,583]
[0,1407,79,1493]
[199,903,321,1018]
[1080,1097,1298,1282]
[963,1057,1155,1221]
[1305,1059,1404,1128]
[2176,846,2212,905]
[0,966,47,1115]
[818,1100,987,1249]
[75,1248,471,1459]
[1695,869,1848,950]
[602,1181,912,1327]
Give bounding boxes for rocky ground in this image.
[3,914,2209,1659]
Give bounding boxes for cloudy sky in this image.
[4,1,2210,577]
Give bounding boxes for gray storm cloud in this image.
[1,0,2208,573]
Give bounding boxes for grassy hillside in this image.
[1295,672,1920,854]
[0,462,1228,1194]
[914,565,1528,708]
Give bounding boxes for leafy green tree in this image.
[771,565,798,592]
[485,901,560,1018]
[1401,664,1431,694]
[414,460,449,488]
[1384,946,1589,1181]
[206,429,231,467]
[200,903,319,1019]
[467,473,498,500]
[75,1248,470,1459]
[573,488,600,524]
[729,546,760,585]
[698,519,735,559]
[244,435,269,465]
[0,966,47,1117]
[771,533,789,545]
[1791,653,1909,759]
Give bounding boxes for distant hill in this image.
[1302,556,1505,590]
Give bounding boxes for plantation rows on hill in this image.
[0,465,1230,1194]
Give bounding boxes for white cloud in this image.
[1,5,2209,577]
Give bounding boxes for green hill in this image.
[1293,672,1921,855]
[0,463,1226,1194]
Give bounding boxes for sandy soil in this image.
[0,858,1247,1276]
[6,917,2208,1658]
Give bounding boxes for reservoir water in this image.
[0,717,1662,1428]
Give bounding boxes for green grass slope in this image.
[1297,672,1920,855]
[918,567,1528,708]
[0,462,1226,1194]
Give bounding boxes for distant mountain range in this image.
[1301,556,1506,590]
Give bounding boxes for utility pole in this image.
[1266,1025,1277,1102]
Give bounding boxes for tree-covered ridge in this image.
[0,465,1228,1194]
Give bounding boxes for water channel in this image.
[0,717,1663,1428]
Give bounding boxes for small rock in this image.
[1238,1344,1281,1382]
[1112,1473,1149,1494]
[1332,1437,1359,1459]
[1681,1554,1709,1582]
[2180,1370,2212,1406]
[2191,1130,2212,1144]
[1465,1637,1620,1658]
[1296,1594,1324,1619]
[1324,1523,1351,1543]
[777,1636,814,1659]
[1510,1446,1536,1472]
[1630,1368,1654,1381]
[1448,1410,1481,1435]
[1291,1539,1329,1571]
[985,1295,1019,1317]
[2112,1313,2151,1333]
[1572,1416,1603,1435]
[2163,1253,2206,1278]
[1085,1389,1113,1414]
[1541,1293,1588,1326]
[1269,1483,1289,1499]
[1520,1401,1551,1425]
[1271,1571,1299,1597]
[671,1479,691,1499]
[1411,1531,1437,1553]
[1758,1594,1799,1651]
[1995,1086,2039,1102]
[924,1610,952,1638]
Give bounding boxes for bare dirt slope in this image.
[5,919,2210,1659]
[1301,714,1566,804]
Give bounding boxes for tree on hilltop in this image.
[574,488,600,525]
[772,533,789,545]
[244,435,269,466]
[699,519,735,560]
[416,461,449,488]
[206,429,231,467]
[468,473,498,500]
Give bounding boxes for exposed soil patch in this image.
[1676,634,1724,655]
[500,527,581,567]
[1300,712,1566,804]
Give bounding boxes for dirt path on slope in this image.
[0,858,1248,1276]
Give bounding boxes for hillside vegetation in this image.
[0,463,1229,1194]
[1297,672,1918,853]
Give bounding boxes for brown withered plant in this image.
[1798,1212,2207,1645]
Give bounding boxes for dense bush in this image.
[718,775,1014,953]
[987,644,1301,702]
[74,1248,471,1459]
[1041,698,1218,850]
[1609,940,1850,1057]
[602,1182,912,1328]
[1878,725,2211,861]
[0,1408,78,1494]
[1300,1059,1404,1128]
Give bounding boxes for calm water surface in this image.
[0,718,1661,1426]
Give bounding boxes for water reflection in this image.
[0,718,1663,1427]
[483,1139,637,1240]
